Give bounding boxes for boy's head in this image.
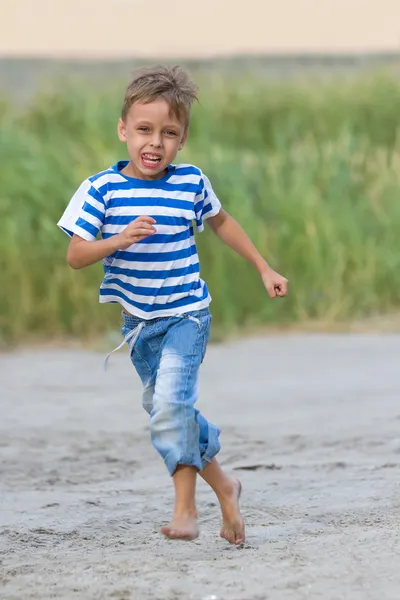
[118,66,198,180]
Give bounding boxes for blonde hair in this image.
[121,65,198,126]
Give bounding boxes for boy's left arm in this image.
[207,209,288,298]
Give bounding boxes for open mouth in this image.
[141,153,163,169]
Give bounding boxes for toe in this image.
[220,527,235,544]
[236,523,245,544]
[235,534,245,545]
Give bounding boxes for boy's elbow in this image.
[67,257,82,270]
[66,248,83,269]
[66,235,89,269]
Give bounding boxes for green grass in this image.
[1,73,400,344]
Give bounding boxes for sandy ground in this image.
[1,333,400,600]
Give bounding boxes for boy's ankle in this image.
[173,506,198,519]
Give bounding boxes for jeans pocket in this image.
[121,324,152,383]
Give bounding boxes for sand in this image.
[1,333,400,600]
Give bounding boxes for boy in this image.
[58,66,288,545]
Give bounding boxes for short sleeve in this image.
[194,174,222,233]
[57,179,106,241]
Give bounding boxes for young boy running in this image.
[58,66,288,545]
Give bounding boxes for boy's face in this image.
[118,98,187,180]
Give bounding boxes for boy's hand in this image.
[261,267,288,298]
[117,216,156,249]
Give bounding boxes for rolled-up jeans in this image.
[121,308,221,476]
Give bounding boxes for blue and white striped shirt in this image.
[58,161,222,319]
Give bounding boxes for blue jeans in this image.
[121,308,221,476]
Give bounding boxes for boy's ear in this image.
[118,118,127,142]
[178,128,188,151]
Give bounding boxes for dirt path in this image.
[1,334,400,599]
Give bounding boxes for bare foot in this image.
[218,478,245,545]
[160,511,199,541]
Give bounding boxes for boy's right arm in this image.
[67,216,156,269]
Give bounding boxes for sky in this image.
[1,0,399,58]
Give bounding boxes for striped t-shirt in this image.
[58,161,222,319]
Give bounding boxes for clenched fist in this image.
[116,216,156,249]
[261,267,288,298]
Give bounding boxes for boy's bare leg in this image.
[160,465,199,541]
[200,458,245,545]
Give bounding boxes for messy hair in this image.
[121,65,198,127]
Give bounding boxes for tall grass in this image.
[1,73,400,344]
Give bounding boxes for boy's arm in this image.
[206,209,288,298]
[67,216,156,269]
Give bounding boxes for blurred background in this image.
[2,6,400,598]
[1,0,400,346]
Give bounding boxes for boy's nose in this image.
[150,134,162,148]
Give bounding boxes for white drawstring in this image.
[104,312,201,371]
[186,315,201,327]
[104,322,145,371]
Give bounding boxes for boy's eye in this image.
[165,130,177,136]
[138,126,149,132]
